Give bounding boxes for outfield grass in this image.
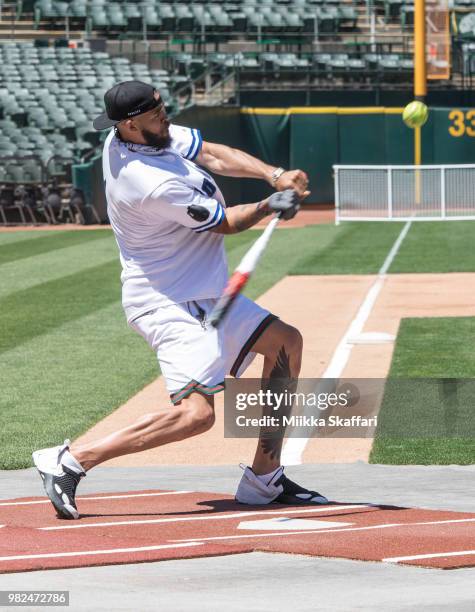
[370,317,475,465]
[0,229,110,266]
[389,221,475,273]
[289,220,475,276]
[290,222,404,275]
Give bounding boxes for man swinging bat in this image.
[32,81,329,519]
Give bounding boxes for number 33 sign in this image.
[448,109,475,137]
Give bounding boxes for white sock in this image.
[255,466,282,486]
[60,449,86,475]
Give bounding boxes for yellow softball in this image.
[403,101,429,128]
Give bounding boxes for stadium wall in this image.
[72,154,108,222]
[73,106,475,215]
[179,105,475,204]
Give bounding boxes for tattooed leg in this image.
[251,324,303,475]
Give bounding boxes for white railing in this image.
[334,164,475,224]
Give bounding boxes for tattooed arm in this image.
[212,190,301,235]
[211,200,270,234]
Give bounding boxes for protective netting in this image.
[392,168,441,218]
[335,165,475,222]
[337,168,388,218]
[445,166,475,216]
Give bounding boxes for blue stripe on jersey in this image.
[185,129,196,159]
[190,129,203,161]
[194,203,222,233]
[194,203,225,233]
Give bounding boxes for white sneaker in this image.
[32,440,85,520]
[235,464,285,504]
[235,464,329,506]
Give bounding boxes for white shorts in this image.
[129,294,277,403]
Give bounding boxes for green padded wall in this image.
[289,112,338,203]
[72,152,107,222]
[72,106,475,214]
[433,108,475,164]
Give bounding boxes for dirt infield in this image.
[0,207,334,233]
[75,272,475,466]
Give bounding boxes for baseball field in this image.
[1,218,474,470]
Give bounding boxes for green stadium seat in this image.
[71,4,87,18]
[92,52,111,63]
[143,8,161,28]
[124,4,141,19]
[107,7,128,29]
[266,13,285,31]
[193,9,215,28]
[158,5,176,30]
[384,0,403,23]
[54,2,68,17]
[175,6,195,32]
[90,11,109,30]
[318,8,338,33]
[6,165,26,183]
[22,160,43,183]
[339,6,357,29]
[283,13,303,31]
[401,4,415,27]
[458,13,475,40]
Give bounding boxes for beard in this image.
[141,126,171,150]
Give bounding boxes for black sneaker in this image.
[32,440,85,519]
[235,465,328,505]
[273,472,329,505]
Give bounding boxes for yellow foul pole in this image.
[414,0,427,166]
[414,0,427,208]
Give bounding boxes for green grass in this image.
[370,317,475,465]
[0,230,58,245]
[389,221,475,273]
[0,260,121,354]
[291,222,404,275]
[2,220,475,469]
[289,220,475,275]
[0,230,110,266]
[1,303,158,470]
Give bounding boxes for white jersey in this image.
[102,124,228,323]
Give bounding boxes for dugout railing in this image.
[334,164,475,224]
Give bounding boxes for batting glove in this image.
[268,189,300,220]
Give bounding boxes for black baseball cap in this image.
[93,80,163,131]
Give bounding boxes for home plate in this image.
[347,332,395,345]
[238,518,353,531]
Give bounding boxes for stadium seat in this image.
[401,4,415,27]
[0,41,190,189]
[457,13,475,40]
[157,5,176,31]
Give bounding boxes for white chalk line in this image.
[282,220,412,465]
[0,542,202,563]
[0,490,193,508]
[39,504,369,531]
[384,550,475,563]
[171,517,475,544]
